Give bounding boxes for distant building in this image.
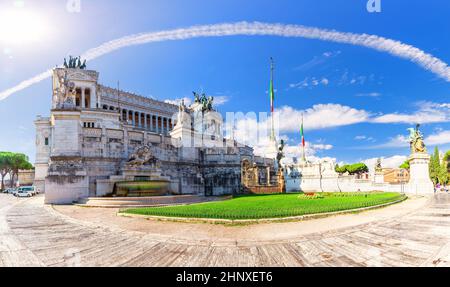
[18,169,35,186]
[383,168,409,184]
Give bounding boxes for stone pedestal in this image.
[278,169,286,193]
[121,165,169,181]
[44,157,88,204]
[96,165,173,197]
[407,152,434,194]
[265,138,278,160]
[374,172,384,184]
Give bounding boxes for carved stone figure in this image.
[276,139,285,169]
[54,71,76,109]
[375,158,383,173]
[408,124,427,153]
[126,145,157,167]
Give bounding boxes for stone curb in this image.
[74,195,233,208]
[117,196,408,225]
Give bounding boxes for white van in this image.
[16,186,38,196]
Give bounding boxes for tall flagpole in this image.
[270,57,275,141]
[302,113,306,162]
[117,81,121,121]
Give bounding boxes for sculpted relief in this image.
[53,70,77,109]
[126,145,158,167]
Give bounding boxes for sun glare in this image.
[0,8,49,45]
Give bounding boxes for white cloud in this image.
[231,101,450,153]
[282,141,336,165]
[213,95,230,106]
[320,78,329,85]
[365,126,450,150]
[372,101,450,124]
[425,130,450,146]
[354,135,375,142]
[289,77,330,90]
[369,135,410,149]
[356,92,381,97]
[2,21,449,100]
[300,104,370,130]
[164,97,192,106]
[164,95,229,107]
[355,135,367,140]
[310,143,333,151]
[294,50,341,71]
[238,104,370,136]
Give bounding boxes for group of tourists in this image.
[435,183,449,193]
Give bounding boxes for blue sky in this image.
[0,0,449,167]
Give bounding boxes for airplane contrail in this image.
[1,21,449,101]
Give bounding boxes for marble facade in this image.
[35,67,275,204]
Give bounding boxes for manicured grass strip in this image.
[122,192,405,220]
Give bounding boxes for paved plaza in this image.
[1,193,450,267]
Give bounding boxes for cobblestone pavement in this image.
[1,193,450,266]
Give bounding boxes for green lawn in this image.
[122,192,406,220]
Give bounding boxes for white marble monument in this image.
[407,152,434,194]
[406,124,434,194]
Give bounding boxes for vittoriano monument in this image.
[407,124,434,194]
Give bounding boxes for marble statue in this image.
[54,71,76,108]
[375,158,383,173]
[126,145,157,167]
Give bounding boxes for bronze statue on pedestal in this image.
[408,124,427,153]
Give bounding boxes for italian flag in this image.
[301,118,305,147]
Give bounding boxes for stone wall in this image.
[246,186,281,194]
[285,174,408,193]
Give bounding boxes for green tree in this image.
[438,161,449,185]
[335,163,368,175]
[443,150,450,172]
[8,153,33,188]
[335,164,347,174]
[429,147,440,185]
[0,152,13,190]
[399,160,410,170]
[346,163,369,175]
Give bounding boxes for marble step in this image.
[76,195,229,208]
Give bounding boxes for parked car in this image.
[17,186,38,196]
[14,189,33,198]
[5,188,17,194]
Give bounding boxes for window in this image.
[83,122,95,128]
[44,137,49,146]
